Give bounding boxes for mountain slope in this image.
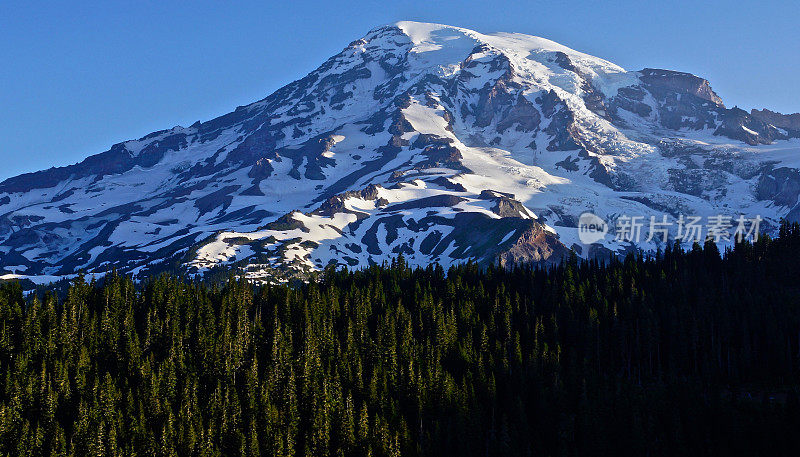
[2,21,799,283]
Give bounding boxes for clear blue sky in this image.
[2,0,798,180]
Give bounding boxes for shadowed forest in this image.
[1,225,800,456]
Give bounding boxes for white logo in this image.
[578,212,608,244]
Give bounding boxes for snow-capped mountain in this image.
[2,21,800,284]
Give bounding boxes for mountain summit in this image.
[2,21,799,283]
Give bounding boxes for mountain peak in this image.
[389,21,597,57]
[370,21,627,75]
[1,22,799,285]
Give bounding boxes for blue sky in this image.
[2,0,798,180]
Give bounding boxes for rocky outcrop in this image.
[313,184,385,217]
[756,167,800,207]
[608,69,795,145]
[473,64,519,128]
[411,134,463,168]
[497,223,569,267]
[608,86,652,118]
[712,107,787,145]
[639,68,724,107]
[478,190,532,219]
[0,133,188,194]
[496,94,541,133]
[750,109,800,131]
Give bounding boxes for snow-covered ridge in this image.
[1,21,799,284]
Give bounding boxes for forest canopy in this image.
[1,224,800,456]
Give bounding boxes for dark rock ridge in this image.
[751,108,800,131]
[639,68,724,107]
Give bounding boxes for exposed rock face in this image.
[713,108,788,145]
[313,184,385,217]
[478,190,533,219]
[411,134,463,169]
[608,86,652,118]
[607,68,798,146]
[756,167,800,207]
[497,94,542,133]
[751,109,800,131]
[496,223,570,267]
[639,68,724,107]
[0,135,188,194]
[0,21,799,284]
